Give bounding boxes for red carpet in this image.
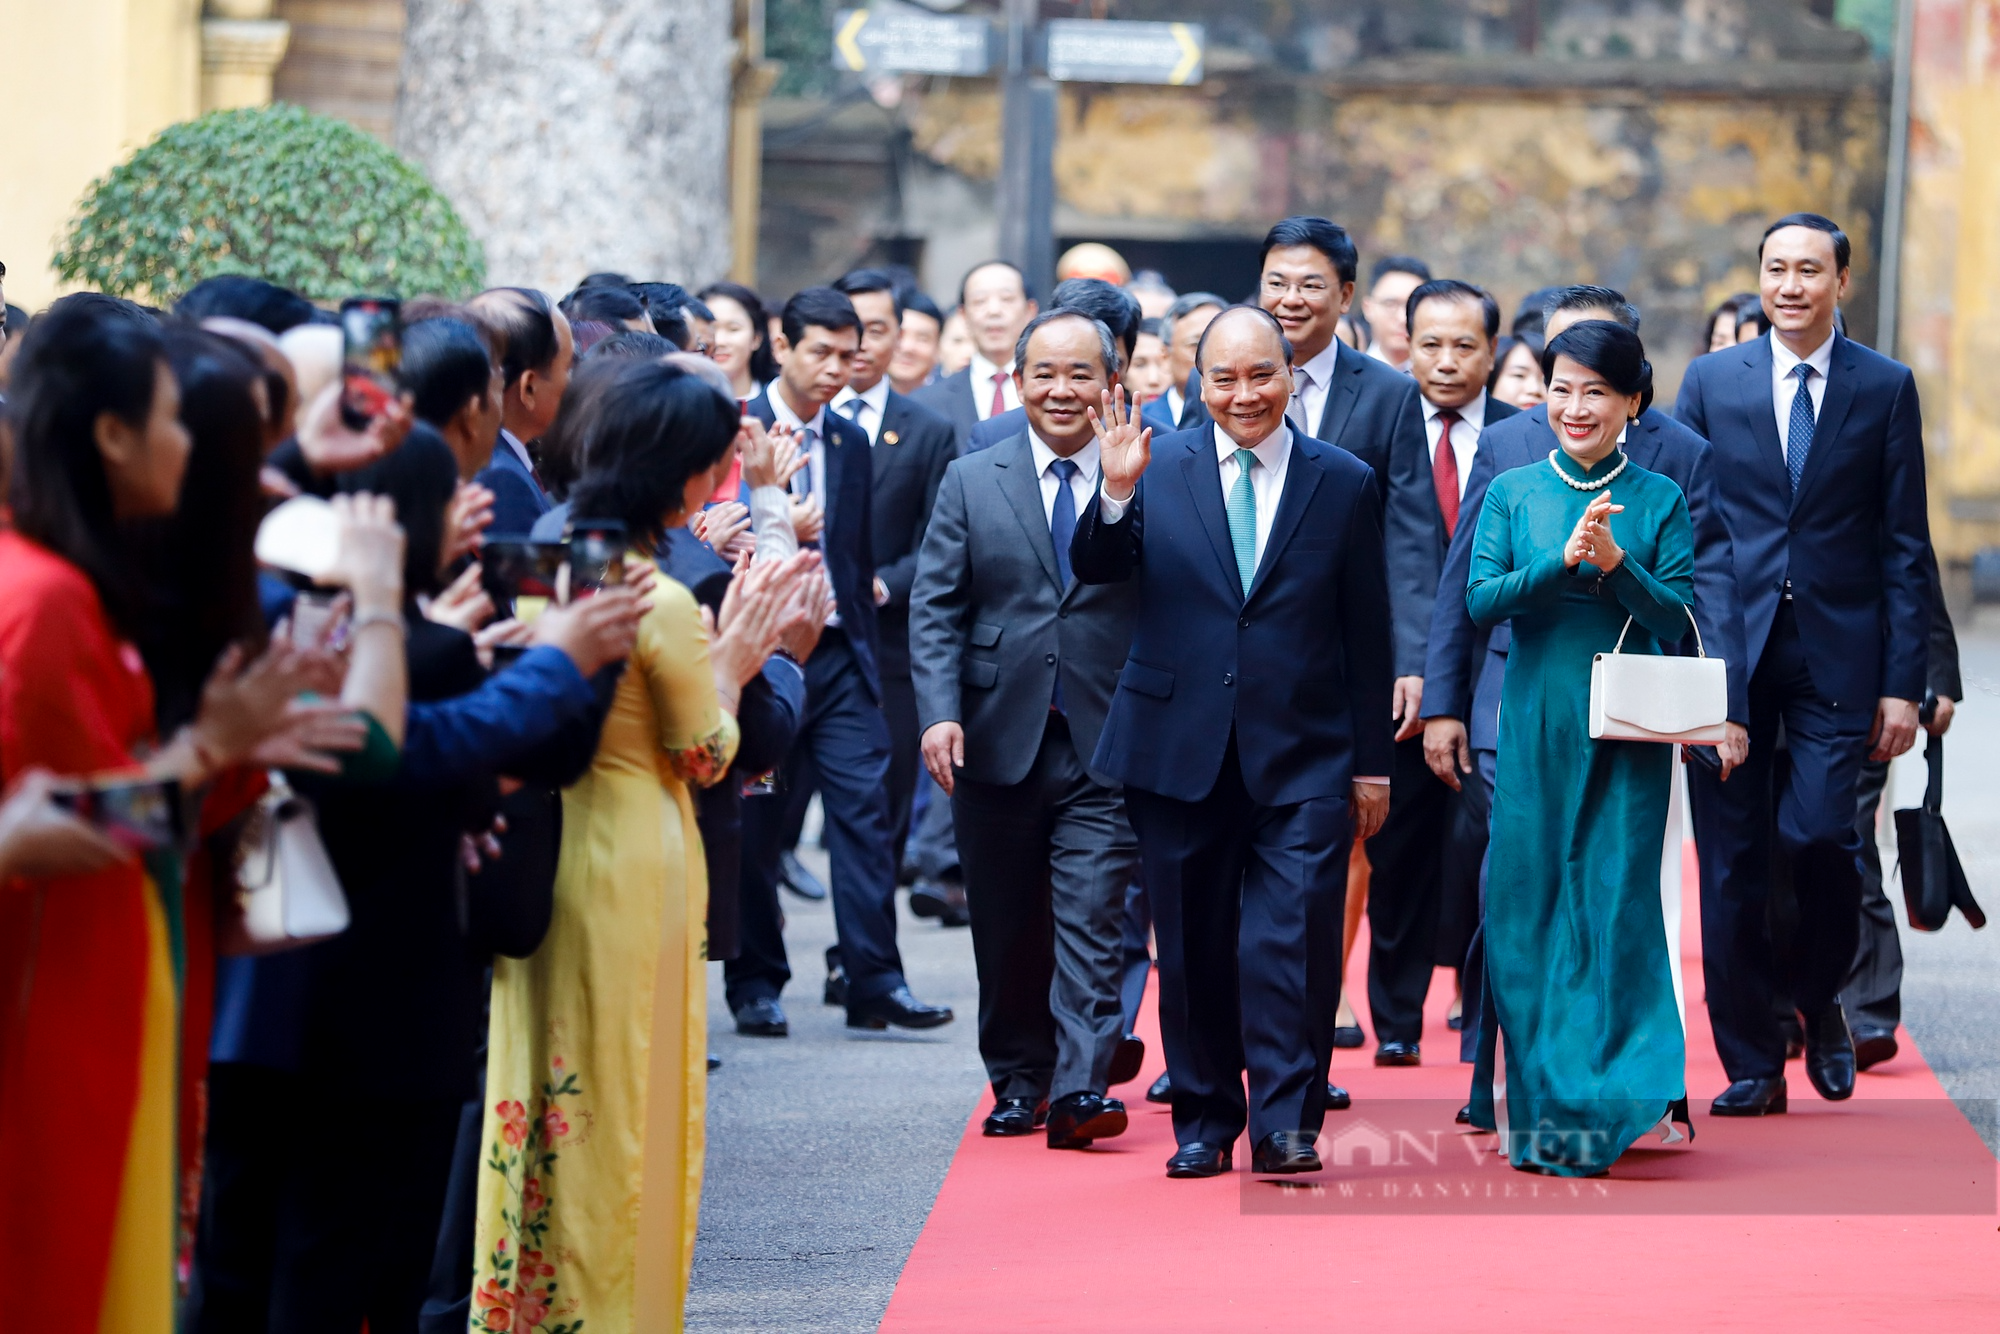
[882,846,1998,1331]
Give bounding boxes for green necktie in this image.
[1227,447,1257,595]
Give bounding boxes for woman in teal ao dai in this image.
[1464,321,1696,1175]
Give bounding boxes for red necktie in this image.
[989,371,1009,419]
[1433,409,1462,537]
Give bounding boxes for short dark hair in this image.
[1371,255,1433,290]
[1194,303,1295,372]
[4,304,29,340]
[1405,279,1499,340]
[1544,284,1642,334]
[780,286,861,347]
[175,275,318,334]
[1138,317,1166,341]
[1051,277,1142,363]
[1542,319,1654,416]
[1259,217,1358,288]
[1163,292,1226,339]
[472,287,563,388]
[401,317,494,428]
[576,271,633,289]
[585,329,677,362]
[834,268,905,318]
[697,281,780,383]
[341,425,460,597]
[1732,292,1770,340]
[564,361,740,549]
[562,283,648,329]
[1511,286,1564,338]
[629,282,696,349]
[900,289,944,327]
[6,293,167,636]
[1013,308,1118,376]
[1759,212,1851,272]
[958,259,1030,307]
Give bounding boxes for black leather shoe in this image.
[1109,1036,1145,1086]
[1332,1024,1365,1049]
[1324,1083,1351,1111]
[1852,1025,1898,1072]
[847,986,954,1030]
[1375,1040,1420,1066]
[1710,1077,1787,1116]
[1047,1092,1129,1148]
[1455,1103,1472,1125]
[780,849,827,901]
[982,1097,1048,1136]
[1165,1141,1232,1178]
[910,877,970,926]
[1145,1071,1173,1104]
[1251,1130,1322,1175]
[707,1052,722,1071]
[734,997,788,1037]
[822,945,848,1008]
[1801,1004,1856,1100]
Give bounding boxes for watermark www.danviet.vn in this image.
[1237,1099,1997,1215]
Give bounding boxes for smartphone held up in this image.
[339,296,402,431]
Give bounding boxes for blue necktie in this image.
[1786,363,1816,494]
[1226,448,1258,595]
[1048,458,1078,713]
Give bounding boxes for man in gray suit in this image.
[911,309,1142,1150]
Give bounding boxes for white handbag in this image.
[1589,607,1729,744]
[218,772,351,956]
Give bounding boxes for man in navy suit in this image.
[728,287,954,1037]
[1422,285,1748,1077]
[1071,305,1394,1178]
[911,260,1037,451]
[466,287,574,535]
[1675,214,1930,1115]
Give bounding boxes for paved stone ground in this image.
[689,618,2000,1330]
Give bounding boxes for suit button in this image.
[1238,616,1249,629]
[1223,672,1235,686]
[1045,653,1057,666]
[1059,609,1069,619]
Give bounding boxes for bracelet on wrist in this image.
[350,611,406,638]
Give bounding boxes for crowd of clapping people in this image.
[0,199,1958,1332]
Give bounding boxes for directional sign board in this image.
[833,8,994,77]
[1043,19,1204,86]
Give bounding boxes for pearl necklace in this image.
[1548,448,1627,492]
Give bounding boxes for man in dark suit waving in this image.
[911,309,1142,1150]
[1675,213,1931,1115]
[729,287,954,1037]
[1071,305,1395,1178]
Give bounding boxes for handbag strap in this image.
[1609,605,1704,657]
[1924,732,1944,816]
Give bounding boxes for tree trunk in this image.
[396,0,733,294]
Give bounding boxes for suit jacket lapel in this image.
[1735,338,1789,493]
[1245,436,1325,603]
[1177,432,1243,596]
[1623,411,1665,470]
[1791,335,1856,512]
[993,434,1064,595]
[1313,342,1364,446]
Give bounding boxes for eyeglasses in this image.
[1261,274,1331,299]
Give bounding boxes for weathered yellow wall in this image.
[0,0,203,311]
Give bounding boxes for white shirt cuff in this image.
[747,484,798,561]
[1098,488,1133,524]
[1354,776,1391,786]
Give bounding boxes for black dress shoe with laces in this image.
[982,1097,1048,1136]
[1374,1040,1420,1067]
[780,849,827,901]
[1251,1130,1322,1175]
[1801,1004,1856,1100]
[733,997,788,1037]
[847,986,954,1030]
[1710,1076,1787,1116]
[1324,1083,1351,1111]
[1109,1036,1145,1086]
[822,945,848,1007]
[1165,1141,1232,1178]
[1145,1071,1173,1104]
[1046,1092,1129,1149]
[1852,1025,1899,1072]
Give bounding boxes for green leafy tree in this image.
[56,104,485,303]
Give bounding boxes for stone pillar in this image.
[729,0,782,284]
[201,0,292,112]
[397,0,734,295]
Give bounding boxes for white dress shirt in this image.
[831,376,891,445]
[1096,424,1291,571]
[1288,341,1340,437]
[1166,384,1185,426]
[1366,343,1411,375]
[499,428,536,479]
[1423,390,1485,501]
[968,351,1019,421]
[1027,431,1100,526]
[1770,329,1834,469]
[769,387,837,622]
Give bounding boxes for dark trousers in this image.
[417,1069,484,1334]
[1125,738,1351,1148]
[728,631,905,1010]
[1844,758,1902,1030]
[880,668,922,870]
[953,712,1137,1101]
[1118,877,1152,1039]
[187,1064,461,1334]
[1457,747,1498,1064]
[1689,604,1871,1083]
[1363,735,1451,1044]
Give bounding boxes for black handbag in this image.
[1893,717,1986,933]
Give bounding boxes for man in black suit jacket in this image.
[911,310,1144,1149]
[1675,214,1931,1115]
[728,287,953,1037]
[1071,306,1395,1178]
[832,270,959,876]
[911,259,1037,451]
[964,277,1141,453]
